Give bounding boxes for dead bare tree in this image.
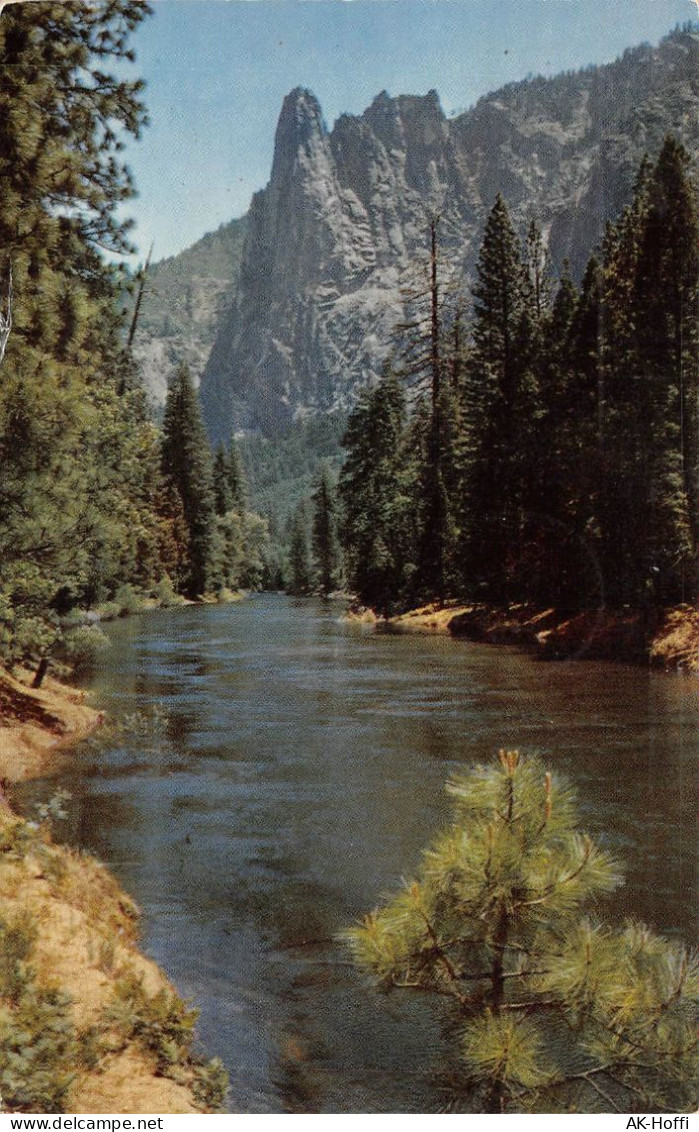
[0,263,12,366]
[126,242,153,350]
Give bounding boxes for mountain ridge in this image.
[133,215,247,410]
[200,25,697,441]
[132,27,697,436]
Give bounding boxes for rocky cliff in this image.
[193,28,696,439]
[132,216,246,412]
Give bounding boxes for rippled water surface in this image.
[17,596,698,1112]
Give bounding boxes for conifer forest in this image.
[0,0,696,1118]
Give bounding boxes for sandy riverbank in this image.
[352,602,699,673]
[0,668,101,784]
[0,668,224,1114]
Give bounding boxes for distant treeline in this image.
[336,138,697,617]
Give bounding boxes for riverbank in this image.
[0,667,102,784]
[0,668,226,1114]
[367,602,699,673]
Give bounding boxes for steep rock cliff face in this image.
[132,217,246,412]
[198,30,697,440]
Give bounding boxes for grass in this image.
[0,910,78,1112]
[0,805,228,1112]
[649,605,699,673]
[106,971,228,1107]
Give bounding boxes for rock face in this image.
[132,217,246,413]
[198,29,697,441]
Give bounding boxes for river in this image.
[15,595,698,1112]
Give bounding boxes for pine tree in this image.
[0,2,151,352]
[345,752,697,1113]
[462,195,541,604]
[213,446,232,517]
[398,218,458,604]
[532,259,605,611]
[161,363,216,596]
[287,502,315,596]
[524,219,553,327]
[633,137,698,604]
[339,369,416,615]
[226,438,248,514]
[600,140,697,607]
[311,464,340,596]
[0,0,160,666]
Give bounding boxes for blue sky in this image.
[120,0,695,263]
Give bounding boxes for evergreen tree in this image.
[287,501,315,596]
[161,363,215,596]
[524,219,553,327]
[0,0,161,666]
[311,464,340,596]
[153,477,190,593]
[531,260,604,611]
[213,508,270,594]
[399,218,458,604]
[346,752,697,1113]
[210,435,268,595]
[462,195,541,603]
[600,140,697,607]
[339,370,416,615]
[226,437,248,514]
[633,137,698,604]
[0,1,150,358]
[213,445,232,517]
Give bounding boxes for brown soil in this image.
[385,602,698,672]
[0,669,211,1113]
[0,668,101,783]
[649,606,699,674]
[0,807,199,1114]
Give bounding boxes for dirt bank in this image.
[0,669,226,1114]
[0,668,101,784]
[383,602,699,673]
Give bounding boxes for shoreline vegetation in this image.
[0,663,227,1114]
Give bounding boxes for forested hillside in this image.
[0,1,267,681]
[339,139,698,618]
[0,0,695,663]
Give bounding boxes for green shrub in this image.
[0,916,78,1113]
[59,610,88,632]
[0,912,38,1004]
[106,973,228,1106]
[76,1025,106,1072]
[107,973,198,1076]
[58,625,109,674]
[0,986,77,1112]
[153,575,182,608]
[97,601,121,622]
[112,584,144,617]
[192,1056,229,1111]
[0,819,37,860]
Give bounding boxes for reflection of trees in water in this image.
[72,791,141,852]
[166,708,198,749]
[270,969,446,1114]
[274,1030,323,1114]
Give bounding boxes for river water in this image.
[16,595,698,1112]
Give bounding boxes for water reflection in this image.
[14,595,697,1112]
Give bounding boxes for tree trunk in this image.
[32,657,49,689]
